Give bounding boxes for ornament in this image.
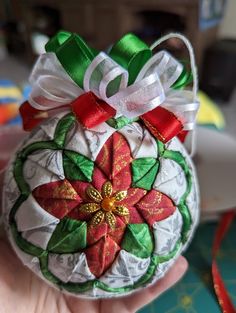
[2,31,200,298]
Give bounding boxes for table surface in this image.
[139,221,236,313]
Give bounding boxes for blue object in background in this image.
[0,78,31,125]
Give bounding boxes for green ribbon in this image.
[46,31,98,88]
[109,33,152,84]
[45,30,191,92]
[172,61,193,89]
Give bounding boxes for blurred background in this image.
[0,1,236,313]
[0,0,236,131]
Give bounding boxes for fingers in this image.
[64,295,100,313]
[124,256,188,312]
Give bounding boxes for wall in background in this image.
[219,0,236,38]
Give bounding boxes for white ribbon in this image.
[28,33,199,132]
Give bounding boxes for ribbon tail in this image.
[141,106,183,143]
[212,210,236,313]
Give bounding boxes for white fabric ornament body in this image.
[2,112,199,298]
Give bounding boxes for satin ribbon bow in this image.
[20,31,199,143]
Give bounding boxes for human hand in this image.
[0,236,187,313]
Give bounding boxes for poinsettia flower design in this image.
[33,132,176,277]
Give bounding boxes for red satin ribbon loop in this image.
[71,92,116,129]
[20,101,47,131]
[141,106,183,143]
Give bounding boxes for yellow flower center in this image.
[101,197,116,212]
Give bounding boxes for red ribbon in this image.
[212,210,236,313]
[20,92,184,143]
[141,106,183,143]
[71,92,116,128]
[20,101,48,131]
[20,92,116,131]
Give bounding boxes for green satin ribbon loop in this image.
[172,62,193,90]
[45,31,98,88]
[109,33,152,85]
[45,30,72,52]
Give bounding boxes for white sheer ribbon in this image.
[28,33,199,132]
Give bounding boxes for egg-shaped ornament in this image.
[2,31,200,298]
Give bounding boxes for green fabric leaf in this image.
[47,217,87,253]
[131,158,159,190]
[122,224,154,258]
[53,113,76,148]
[63,150,94,181]
[106,116,138,129]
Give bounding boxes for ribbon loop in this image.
[108,73,165,118]
[45,30,72,52]
[109,33,152,84]
[46,31,97,87]
[71,92,116,128]
[83,52,128,101]
[136,50,183,89]
[29,53,83,111]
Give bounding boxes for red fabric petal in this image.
[87,222,108,245]
[33,180,82,219]
[120,188,147,207]
[67,206,92,222]
[111,133,132,179]
[112,164,132,192]
[91,166,107,192]
[69,180,91,201]
[136,190,176,226]
[85,236,120,277]
[95,133,133,190]
[33,180,79,200]
[126,206,144,224]
[107,217,127,245]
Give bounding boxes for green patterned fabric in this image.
[47,218,87,253]
[131,158,159,190]
[121,224,154,258]
[63,151,94,181]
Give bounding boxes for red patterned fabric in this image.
[85,236,120,277]
[136,190,176,226]
[33,132,176,277]
[33,180,82,219]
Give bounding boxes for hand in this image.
[0,235,187,313]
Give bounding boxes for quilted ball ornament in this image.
[2,31,200,298]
